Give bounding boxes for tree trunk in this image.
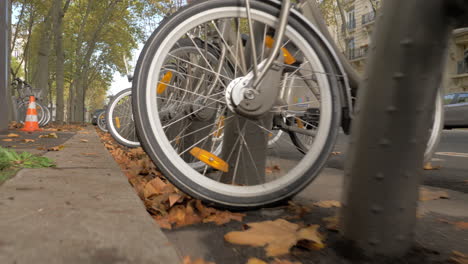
[32,6,53,106]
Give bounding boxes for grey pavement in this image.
[0,126,180,264]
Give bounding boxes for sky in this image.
[108,43,143,96]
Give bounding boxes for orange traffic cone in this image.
[21,96,42,132]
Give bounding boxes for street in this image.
[327,129,468,194]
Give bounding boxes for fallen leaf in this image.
[22,139,35,143]
[423,162,441,170]
[143,178,170,199]
[2,139,13,142]
[39,133,58,138]
[154,216,172,230]
[313,200,341,208]
[266,165,281,174]
[47,145,65,151]
[203,210,245,226]
[169,193,183,207]
[81,153,97,156]
[246,258,267,264]
[452,251,468,264]
[454,222,468,230]
[182,256,215,264]
[331,152,341,155]
[224,219,324,257]
[419,187,449,201]
[167,203,202,228]
[322,214,339,231]
[7,133,20,138]
[80,139,89,143]
[78,131,90,134]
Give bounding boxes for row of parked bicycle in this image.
[12,78,52,127]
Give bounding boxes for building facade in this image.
[334,0,468,94]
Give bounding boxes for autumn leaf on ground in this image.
[454,222,468,230]
[287,201,311,219]
[7,133,20,138]
[331,152,341,155]
[452,251,468,264]
[169,193,184,207]
[2,139,13,142]
[47,145,65,151]
[419,187,449,201]
[166,203,202,228]
[80,139,89,143]
[225,219,324,257]
[266,165,281,174]
[423,162,441,170]
[22,139,35,143]
[183,256,215,264]
[322,214,339,231]
[313,200,341,208]
[246,258,267,264]
[144,177,173,198]
[39,133,58,138]
[203,210,245,226]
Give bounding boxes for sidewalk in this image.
[0,127,180,264]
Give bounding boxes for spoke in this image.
[167,53,233,81]
[162,100,218,129]
[211,21,247,75]
[177,120,228,157]
[245,119,300,150]
[169,115,233,144]
[272,100,320,110]
[157,81,226,105]
[236,120,262,184]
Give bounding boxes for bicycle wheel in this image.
[97,111,108,132]
[106,88,140,148]
[133,0,342,208]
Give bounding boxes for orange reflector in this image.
[157,71,173,94]
[296,118,304,129]
[264,36,297,65]
[115,117,121,129]
[190,147,229,173]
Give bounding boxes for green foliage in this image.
[0,147,55,170]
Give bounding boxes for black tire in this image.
[132,0,342,209]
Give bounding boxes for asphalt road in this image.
[327,129,468,193]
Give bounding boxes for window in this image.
[456,93,468,104]
[347,9,356,29]
[444,94,455,105]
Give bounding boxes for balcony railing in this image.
[342,20,356,32]
[362,11,376,25]
[347,47,368,61]
[457,60,468,74]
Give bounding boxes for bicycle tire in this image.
[132,0,342,209]
[106,88,141,148]
[97,111,108,132]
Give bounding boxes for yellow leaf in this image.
[169,193,183,207]
[313,200,341,208]
[246,258,267,264]
[225,219,324,257]
[452,250,468,264]
[182,256,215,264]
[322,214,339,231]
[22,139,35,143]
[423,162,441,170]
[202,211,245,226]
[80,139,89,143]
[419,187,449,201]
[7,133,20,138]
[47,145,65,151]
[2,139,13,142]
[39,133,58,138]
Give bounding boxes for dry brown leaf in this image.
[22,139,35,143]
[331,152,341,155]
[452,251,468,264]
[423,162,441,170]
[2,139,13,142]
[182,256,215,264]
[454,222,468,230]
[266,165,281,174]
[39,133,58,138]
[169,193,183,207]
[313,200,341,208]
[271,259,302,264]
[203,211,245,226]
[47,145,65,151]
[7,133,20,138]
[129,177,147,199]
[80,139,89,143]
[224,219,324,257]
[246,258,267,264]
[322,215,339,231]
[419,187,449,201]
[144,178,172,198]
[167,203,202,228]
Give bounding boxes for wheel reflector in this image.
[296,118,304,129]
[157,71,173,94]
[115,117,121,129]
[189,147,229,173]
[264,36,297,65]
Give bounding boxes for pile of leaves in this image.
[97,131,246,230]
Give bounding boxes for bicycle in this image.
[97,110,108,132]
[12,78,52,127]
[131,0,445,209]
